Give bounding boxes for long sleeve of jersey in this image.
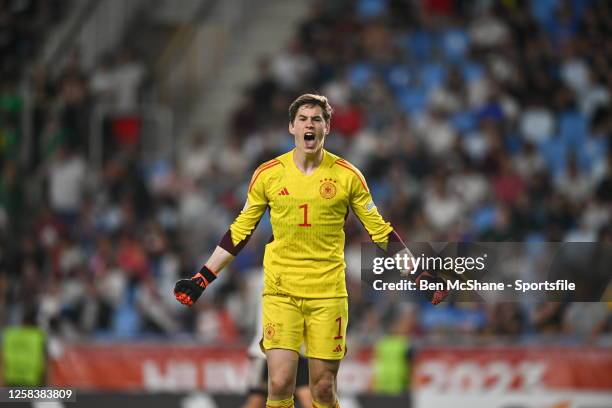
[346,164,394,244]
[219,161,274,255]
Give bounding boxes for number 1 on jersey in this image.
[334,316,343,340]
[298,204,312,227]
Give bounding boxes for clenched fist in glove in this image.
[415,271,449,305]
[174,266,218,306]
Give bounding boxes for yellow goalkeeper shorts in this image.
[261,294,348,360]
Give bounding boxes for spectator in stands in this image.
[112,49,145,113]
[46,145,87,230]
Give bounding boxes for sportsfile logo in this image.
[372,253,487,275]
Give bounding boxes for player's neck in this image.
[293,148,324,175]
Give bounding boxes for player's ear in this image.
[325,119,330,135]
[288,120,295,135]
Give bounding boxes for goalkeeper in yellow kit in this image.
[174,94,447,408]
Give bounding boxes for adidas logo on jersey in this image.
[278,187,290,195]
[333,344,343,353]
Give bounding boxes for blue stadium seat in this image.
[559,111,588,148]
[383,64,412,92]
[531,0,558,31]
[525,237,550,265]
[421,304,486,331]
[571,0,595,21]
[113,303,141,339]
[525,232,546,245]
[441,28,469,61]
[280,138,295,152]
[538,137,567,177]
[407,30,436,60]
[450,110,477,134]
[421,304,456,331]
[476,102,504,123]
[456,306,487,331]
[420,63,446,91]
[369,180,392,203]
[395,88,427,116]
[472,204,497,232]
[356,0,388,19]
[461,61,484,83]
[504,134,523,155]
[577,136,607,173]
[347,63,375,89]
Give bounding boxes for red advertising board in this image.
[50,344,612,394]
[414,347,612,392]
[50,345,249,391]
[50,344,373,392]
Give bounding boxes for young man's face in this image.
[289,104,330,155]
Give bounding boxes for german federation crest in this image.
[320,179,337,199]
[264,323,276,340]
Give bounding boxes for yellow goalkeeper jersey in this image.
[229,149,393,298]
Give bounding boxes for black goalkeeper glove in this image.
[174,266,218,306]
[415,271,449,305]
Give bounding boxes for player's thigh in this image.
[261,294,305,353]
[266,348,299,393]
[308,357,341,387]
[303,297,348,360]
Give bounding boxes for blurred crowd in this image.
[0,0,611,346]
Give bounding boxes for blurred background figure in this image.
[372,305,415,395]
[1,307,47,387]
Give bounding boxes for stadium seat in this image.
[531,0,558,32]
[461,61,485,83]
[420,63,447,91]
[472,204,497,232]
[369,180,392,204]
[476,102,504,123]
[395,87,428,116]
[576,136,607,173]
[383,64,412,91]
[538,137,567,177]
[559,111,588,148]
[524,234,549,261]
[441,28,469,61]
[450,110,477,134]
[504,134,523,155]
[356,0,388,19]
[113,303,141,339]
[525,232,546,244]
[407,30,436,60]
[347,63,375,89]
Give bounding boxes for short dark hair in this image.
[288,94,333,124]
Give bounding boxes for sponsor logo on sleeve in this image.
[364,200,376,211]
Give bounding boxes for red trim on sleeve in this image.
[248,160,281,192]
[334,159,369,192]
